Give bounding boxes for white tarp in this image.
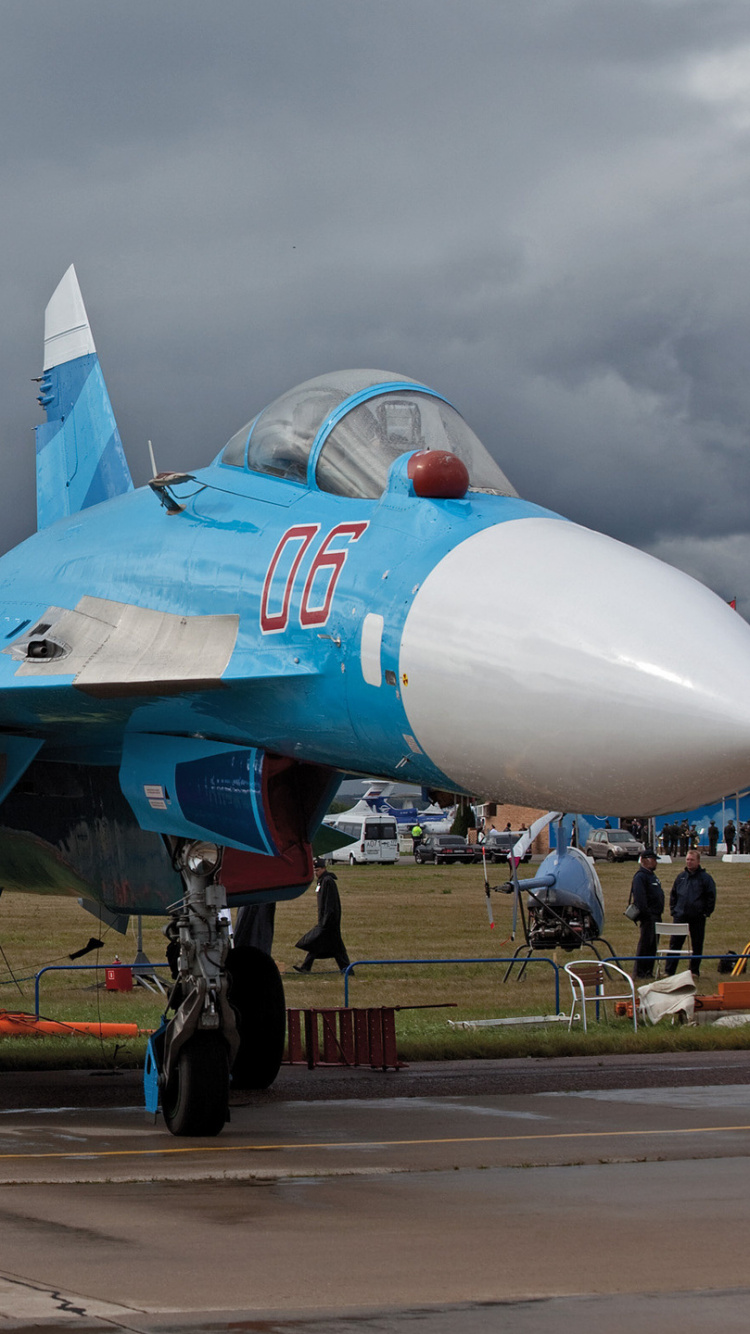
[638,971,696,1024]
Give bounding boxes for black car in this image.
[414,834,475,865]
[478,831,532,865]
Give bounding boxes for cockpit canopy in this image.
[221,370,517,499]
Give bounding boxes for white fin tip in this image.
[43,264,96,371]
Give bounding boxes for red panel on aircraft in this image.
[222,842,312,897]
[221,752,320,895]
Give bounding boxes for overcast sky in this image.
[2,1,750,611]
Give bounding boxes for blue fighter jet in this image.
[0,266,749,1134]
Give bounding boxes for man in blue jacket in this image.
[664,849,717,977]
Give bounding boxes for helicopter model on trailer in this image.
[481,814,616,982]
[0,265,749,1134]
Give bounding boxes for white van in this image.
[329,813,400,865]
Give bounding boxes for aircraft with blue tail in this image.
[355,783,454,833]
[0,265,749,1134]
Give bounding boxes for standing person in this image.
[679,820,689,858]
[234,902,276,954]
[708,820,719,857]
[411,823,423,855]
[664,849,716,978]
[629,848,664,980]
[724,819,736,854]
[294,859,351,974]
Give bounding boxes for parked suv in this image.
[584,828,645,862]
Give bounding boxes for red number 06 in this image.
[260,521,368,634]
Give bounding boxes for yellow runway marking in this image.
[0,1123,747,1162]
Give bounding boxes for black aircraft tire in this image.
[162,1032,230,1137]
[227,946,286,1091]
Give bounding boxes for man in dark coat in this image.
[679,820,689,858]
[724,820,736,854]
[662,821,674,857]
[294,859,351,973]
[630,848,664,980]
[708,820,719,857]
[664,849,716,977]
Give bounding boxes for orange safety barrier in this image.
[285,1007,404,1071]
[719,980,750,1006]
[0,1012,148,1038]
[693,983,750,1012]
[618,986,750,1019]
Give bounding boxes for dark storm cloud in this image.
[2,1,750,610]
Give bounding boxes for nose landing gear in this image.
[143,838,291,1135]
[151,840,240,1137]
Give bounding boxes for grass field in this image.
[0,854,749,1069]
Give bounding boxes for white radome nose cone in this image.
[400,518,750,814]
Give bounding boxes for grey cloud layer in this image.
[2,1,750,610]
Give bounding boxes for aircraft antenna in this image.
[147,439,158,477]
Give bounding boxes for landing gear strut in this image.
[158,840,240,1137]
[144,840,289,1134]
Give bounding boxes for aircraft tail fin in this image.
[35,266,133,529]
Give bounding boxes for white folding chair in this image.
[564,959,637,1032]
[654,922,691,978]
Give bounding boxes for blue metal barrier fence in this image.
[34,962,170,1020]
[29,954,735,1032]
[342,956,561,1011]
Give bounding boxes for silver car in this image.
[584,828,645,862]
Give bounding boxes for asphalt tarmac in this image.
[0,1054,749,1332]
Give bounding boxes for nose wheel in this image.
[162,1031,230,1136]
